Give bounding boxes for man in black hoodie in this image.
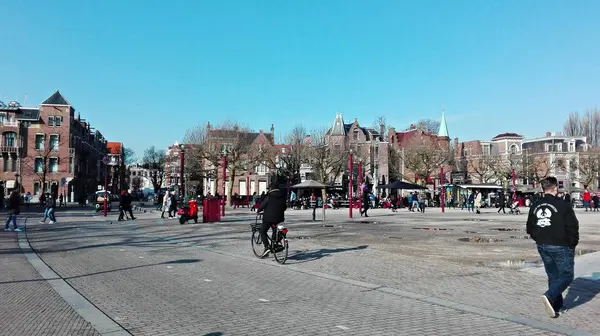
[257,180,287,258]
[526,176,579,318]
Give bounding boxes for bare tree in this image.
[570,149,600,188]
[521,146,556,184]
[261,125,309,185]
[182,125,210,187]
[466,155,495,183]
[123,147,136,165]
[406,118,441,134]
[387,147,403,182]
[23,135,70,195]
[488,154,522,186]
[373,115,387,139]
[563,109,600,147]
[204,121,255,205]
[400,134,449,183]
[308,127,346,184]
[142,146,166,193]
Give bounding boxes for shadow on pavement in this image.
[203,333,223,336]
[564,276,600,310]
[287,245,368,264]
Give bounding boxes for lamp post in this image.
[14,173,19,194]
[348,149,353,218]
[179,144,185,204]
[358,159,363,211]
[221,151,227,217]
[440,167,445,213]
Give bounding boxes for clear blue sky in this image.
[2,0,599,157]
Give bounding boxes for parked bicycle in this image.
[250,215,289,264]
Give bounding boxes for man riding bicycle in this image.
[256,179,287,257]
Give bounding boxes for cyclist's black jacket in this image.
[526,194,579,248]
[257,189,287,224]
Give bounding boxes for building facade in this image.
[0,91,108,201]
[327,113,389,188]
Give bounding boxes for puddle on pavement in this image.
[413,227,453,231]
[483,259,543,269]
[359,221,379,224]
[510,236,530,239]
[493,228,521,232]
[389,236,404,240]
[458,237,504,243]
[577,248,597,256]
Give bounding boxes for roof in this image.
[330,113,346,136]
[208,129,274,144]
[41,90,71,106]
[491,132,523,141]
[438,111,449,138]
[0,106,41,121]
[106,142,122,155]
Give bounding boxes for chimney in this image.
[207,122,211,130]
[453,137,459,148]
[545,131,551,137]
[409,124,416,130]
[380,123,385,139]
[419,122,425,130]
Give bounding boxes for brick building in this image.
[0,91,107,202]
[388,113,450,185]
[327,113,389,188]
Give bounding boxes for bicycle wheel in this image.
[273,237,288,264]
[251,230,264,258]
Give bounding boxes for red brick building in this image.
[0,91,108,202]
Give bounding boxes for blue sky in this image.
[2,0,599,157]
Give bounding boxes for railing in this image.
[0,146,20,153]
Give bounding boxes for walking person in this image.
[417,190,427,213]
[360,186,370,217]
[474,190,482,214]
[526,176,579,318]
[168,192,178,218]
[59,193,64,207]
[161,191,170,219]
[497,190,506,214]
[118,190,136,221]
[39,193,57,224]
[4,191,22,232]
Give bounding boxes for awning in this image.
[5,180,15,188]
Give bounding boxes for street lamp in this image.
[348,149,353,218]
[179,144,185,204]
[221,149,229,217]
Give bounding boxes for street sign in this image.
[102,156,110,165]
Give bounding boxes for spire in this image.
[438,109,449,138]
[330,112,346,136]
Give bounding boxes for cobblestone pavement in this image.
[0,231,99,336]
[17,208,597,335]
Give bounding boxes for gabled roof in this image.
[330,113,346,136]
[491,132,523,141]
[41,90,71,106]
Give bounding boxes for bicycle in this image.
[251,215,289,264]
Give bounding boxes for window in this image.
[557,143,563,152]
[353,130,359,140]
[569,142,575,152]
[33,182,40,195]
[55,116,62,126]
[11,157,16,172]
[510,144,518,154]
[544,143,551,152]
[2,132,16,147]
[558,181,564,188]
[49,158,58,173]
[35,158,43,172]
[69,157,73,173]
[49,134,59,151]
[35,134,45,150]
[2,155,7,172]
[48,116,54,126]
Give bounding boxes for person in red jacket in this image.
[582,188,591,211]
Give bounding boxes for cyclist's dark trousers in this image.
[260,222,275,250]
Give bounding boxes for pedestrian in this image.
[474,190,482,214]
[582,188,591,211]
[39,193,57,224]
[497,190,506,214]
[4,191,21,232]
[360,186,370,217]
[526,176,578,318]
[118,190,136,221]
[25,191,31,209]
[417,190,427,213]
[168,192,178,218]
[161,191,170,218]
[59,193,64,207]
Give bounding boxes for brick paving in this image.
[0,231,99,336]
[17,214,590,335]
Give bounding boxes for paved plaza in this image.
[1,206,599,335]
